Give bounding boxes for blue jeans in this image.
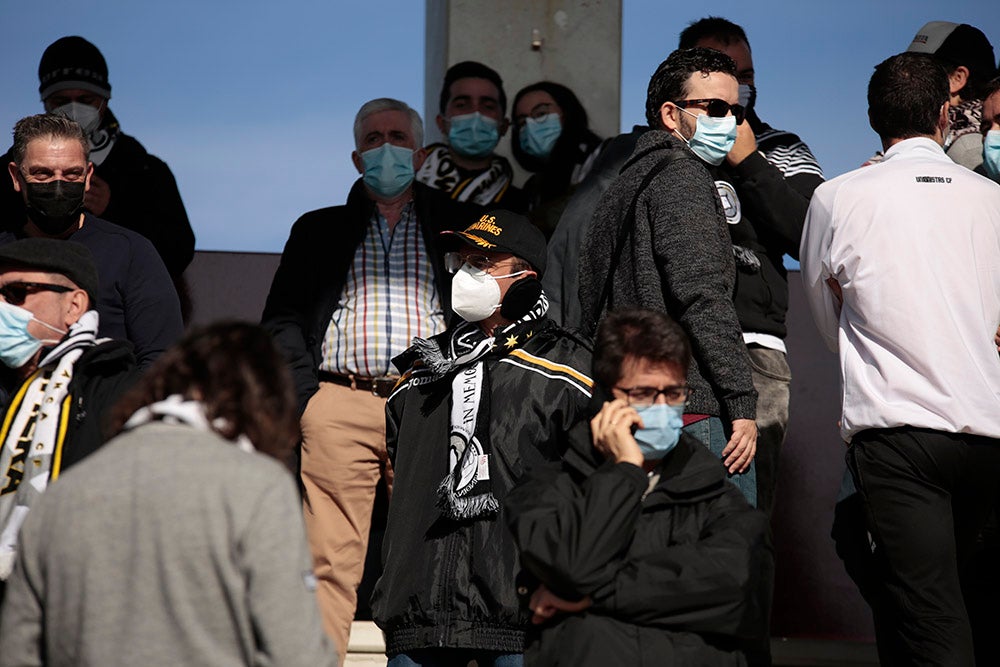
[683,416,757,506]
[387,649,523,667]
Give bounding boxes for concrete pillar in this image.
[425,0,622,181]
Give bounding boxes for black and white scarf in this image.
[416,144,514,205]
[123,394,255,453]
[411,293,548,521]
[945,98,982,151]
[0,311,101,579]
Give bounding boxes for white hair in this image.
[353,98,423,150]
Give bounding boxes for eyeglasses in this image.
[615,384,691,407]
[0,281,73,306]
[673,98,745,124]
[444,251,502,274]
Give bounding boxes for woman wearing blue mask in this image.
[510,82,603,238]
[505,308,771,667]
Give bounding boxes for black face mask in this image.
[23,179,85,235]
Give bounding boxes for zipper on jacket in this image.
[437,531,459,646]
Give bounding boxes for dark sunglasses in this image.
[674,98,746,124]
[0,281,73,306]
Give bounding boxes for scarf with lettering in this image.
[0,310,100,580]
[416,144,513,205]
[410,293,548,520]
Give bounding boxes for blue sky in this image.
[1,1,997,252]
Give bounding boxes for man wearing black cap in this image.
[4,113,183,369]
[371,210,593,665]
[416,61,527,211]
[0,237,138,592]
[0,35,195,293]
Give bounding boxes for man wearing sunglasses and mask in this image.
[371,210,592,666]
[579,47,759,507]
[0,238,138,600]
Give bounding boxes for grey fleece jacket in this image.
[579,130,756,421]
[0,422,335,667]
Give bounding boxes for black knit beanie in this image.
[38,36,112,101]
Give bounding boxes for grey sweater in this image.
[579,130,756,421]
[0,422,336,667]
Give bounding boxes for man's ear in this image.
[413,147,427,172]
[8,162,21,193]
[498,117,510,137]
[937,101,951,137]
[84,162,94,192]
[659,103,680,133]
[436,114,448,137]
[64,289,89,326]
[948,66,969,96]
[351,150,363,175]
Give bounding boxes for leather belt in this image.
[319,371,400,398]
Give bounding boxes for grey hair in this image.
[12,114,89,164]
[353,98,423,150]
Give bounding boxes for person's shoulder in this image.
[507,322,594,389]
[77,215,158,253]
[77,338,137,370]
[414,181,482,228]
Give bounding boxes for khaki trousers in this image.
[301,382,393,664]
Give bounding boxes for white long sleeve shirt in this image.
[800,137,1000,440]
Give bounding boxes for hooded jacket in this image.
[505,432,773,666]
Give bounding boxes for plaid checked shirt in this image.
[320,202,446,377]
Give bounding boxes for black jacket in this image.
[57,340,140,471]
[505,434,773,666]
[709,114,824,338]
[260,180,479,413]
[1,129,195,279]
[371,320,593,655]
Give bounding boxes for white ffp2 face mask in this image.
[450,264,527,323]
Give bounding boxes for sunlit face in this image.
[611,356,686,404]
[0,269,80,342]
[513,90,563,129]
[9,135,92,197]
[661,70,739,140]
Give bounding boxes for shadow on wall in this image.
[184,251,874,642]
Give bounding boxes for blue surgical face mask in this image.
[448,112,500,158]
[0,302,48,368]
[360,143,415,199]
[633,403,685,460]
[983,130,1000,182]
[519,113,562,159]
[678,108,737,166]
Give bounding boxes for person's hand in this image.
[725,119,757,166]
[826,276,843,307]
[529,584,592,625]
[722,418,757,474]
[590,399,644,468]
[84,173,111,216]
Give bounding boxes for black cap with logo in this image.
[443,210,547,277]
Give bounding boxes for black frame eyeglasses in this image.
[0,281,73,306]
[674,98,746,124]
[614,384,692,408]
